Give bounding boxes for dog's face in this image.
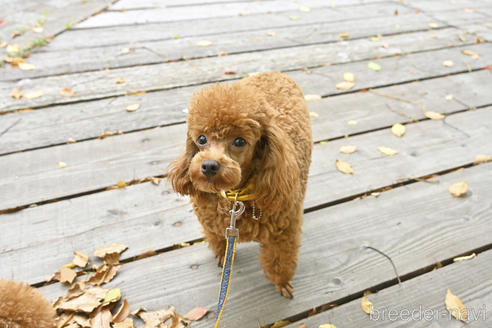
[185,83,263,193]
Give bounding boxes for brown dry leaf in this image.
[449,182,468,197]
[126,103,140,112]
[104,252,121,265]
[72,250,89,268]
[474,154,492,164]
[424,111,445,120]
[115,77,125,84]
[343,72,355,82]
[361,296,373,314]
[18,62,36,70]
[55,313,75,328]
[58,161,67,168]
[184,307,209,321]
[339,145,357,154]
[67,137,77,144]
[136,249,157,260]
[88,264,120,285]
[150,177,161,185]
[113,299,131,323]
[453,253,476,262]
[64,281,86,301]
[391,123,406,137]
[442,60,454,67]
[377,146,398,155]
[138,306,176,327]
[336,160,354,174]
[298,323,307,328]
[60,87,75,97]
[91,308,112,328]
[60,267,77,284]
[196,40,212,47]
[113,318,135,328]
[10,88,23,99]
[223,69,236,75]
[131,307,147,317]
[24,91,44,99]
[304,94,321,102]
[94,243,127,258]
[347,120,357,126]
[445,289,468,321]
[57,288,105,313]
[72,314,91,328]
[461,49,480,59]
[336,81,354,90]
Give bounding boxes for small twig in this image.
[0,118,21,138]
[369,89,428,114]
[364,245,402,285]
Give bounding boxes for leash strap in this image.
[214,200,244,328]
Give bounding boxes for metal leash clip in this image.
[226,198,245,238]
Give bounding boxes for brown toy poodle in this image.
[168,72,312,298]
[0,280,55,328]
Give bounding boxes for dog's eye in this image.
[197,135,208,146]
[232,137,247,147]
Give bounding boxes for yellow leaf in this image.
[377,146,398,155]
[339,145,357,154]
[336,160,354,174]
[361,296,373,314]
[474,154,492,164]
[289,16,301,21]
[10,88,23,99]
[391,123,406,137]
[343,72,355,82]
[453,253,476,262]
[367,61,381,71]
[442,60,454,67]
[461,49,480,59]
[309,112,319,117]
[299,6,310,12]
[6,44,19,55]
[347,120,357,126]
[369,35,381,42]
[428,23,439,28]
[449,182,468,197]
[304,94,321,101]
[339,33,349,38]
[126,103,140,112]
[271,321,290,328]
[67,137,76,144]
[102,288,121,305]
[445,289,468,321]
[336,81,354,90]
[60,87,75,97]
[196,40,212,47]
[424,111,445,120]
[445,94,454,101]
[319,324,336,328]
[24,91,44,99]
[32,26,43,33]
[18,63,35,70]
[58,161,67,168]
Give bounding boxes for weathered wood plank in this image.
[76,0,399,28]
[287,249,492,328]
[2,107,492,283]
[38,162,492,327]
[1,28,485,111]
[2,12,439,81]
[45,2,408,50]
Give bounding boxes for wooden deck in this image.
[1,0,492,327]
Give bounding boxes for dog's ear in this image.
[167,135,197,195]
[255,122,299,210]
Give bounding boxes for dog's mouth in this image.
[189,158,242,194]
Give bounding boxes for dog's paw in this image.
[216,254,225,268]
[275,282,294,299]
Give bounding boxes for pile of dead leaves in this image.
[49,243,194,328]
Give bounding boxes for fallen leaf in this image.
[58,289,104,313]
[377,146,398,155]
[113,299,131,323]
[424,111,445,120]
[461,49,480,59]
[361,296,373,314]
[218,51,228,56]
[463,8,474,13]
[58,161,67,168]
[72,250,89,268]
[442,60,454,67]
[196,40,212,47]
[458,35,466,42]
[126,103,140,112]
[60,267,76,284]
[103,252,121,265]
[94,243,128,258]
[336,160,354,174]
[116,180,127,188]
[6,44,19,55]
[271,321,290,328]
[64,282,86,301]
[7,57,24,67]
[60,87,75,97]
[87,264,120,286]
[91,308,112,328]
[72,314,91,327]
[17,108,33,113]
[453,253,476,262]
[223,69,236,75]
[67,137,76,144]
[120,48,130,54]
[289,16,301,20]
[347,120,357,126]
[24,91,44,99]
[102,288,121,306]
[318,325,336,328]
[445,289,468,321]
[367,61,381,71]
[266,31,276,36]
[10,88,23,99]
[428,23,439,28]
[474,154,492,164]
[336,81,354,90]
[339,145,357,154]
[343,72,355,82]
[184,307,209,321]
[115,77,125,84]
[369,35,381,42]
[304,94,321,101]
[339,33,349,38]
[138,307,176,327]
[299,6,310,12]
[309,112,319,117]
[0,41,7,47]
[449,182,468,197]
[445,94,454,101]
[113,318,134,328]
[150,177,161,185]
[391,123,406,137]
[32,26,43,33]
[18,63,36,70]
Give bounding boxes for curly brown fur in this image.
[168,72,312,298]
[0,280,55,328]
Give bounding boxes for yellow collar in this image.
[219,181,256,202]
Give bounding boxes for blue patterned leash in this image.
[214,198,245,328]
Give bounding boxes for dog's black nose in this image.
[201,160,220,177]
